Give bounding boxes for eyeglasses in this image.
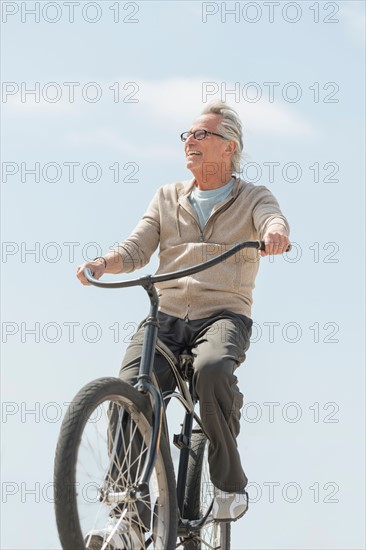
[180,129,226,142]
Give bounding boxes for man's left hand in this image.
[260,232,290,257]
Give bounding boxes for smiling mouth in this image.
[186,151,202,157]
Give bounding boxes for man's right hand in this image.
[76,258,106,286]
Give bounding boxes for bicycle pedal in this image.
[173,433,190,449]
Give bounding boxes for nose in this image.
[184,135,195,152]
[185,132,197,143]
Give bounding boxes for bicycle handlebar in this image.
[84,240,289,289]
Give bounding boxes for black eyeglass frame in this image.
[180,129,226,142]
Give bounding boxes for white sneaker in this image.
[212,487,249,522]
[84,515,144,549]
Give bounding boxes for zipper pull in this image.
[184,313,189,323]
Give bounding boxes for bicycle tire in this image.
[54,377,178,549]
[182,429,231,549]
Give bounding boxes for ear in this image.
[224,141,236,155]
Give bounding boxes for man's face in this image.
[184,114,231,173]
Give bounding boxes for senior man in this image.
[77,101,290,547]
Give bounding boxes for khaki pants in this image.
[119,309,252,493]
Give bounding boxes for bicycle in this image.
[54,240,266,549]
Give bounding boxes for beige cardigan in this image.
[114,177,290,320]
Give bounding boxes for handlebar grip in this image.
[260,241,291,252]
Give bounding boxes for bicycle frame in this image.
[84,240,265,531]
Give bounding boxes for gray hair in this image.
[201,101,243,173]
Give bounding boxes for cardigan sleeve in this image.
[252,186,290,240]
[113,190,161,273]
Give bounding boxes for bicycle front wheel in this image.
[54,377,178,549]
[182,429,230,549]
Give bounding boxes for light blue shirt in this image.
[189,177,235,230]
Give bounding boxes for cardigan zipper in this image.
[178,193,236,322]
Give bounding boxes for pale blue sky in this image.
[1,1,365,548]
